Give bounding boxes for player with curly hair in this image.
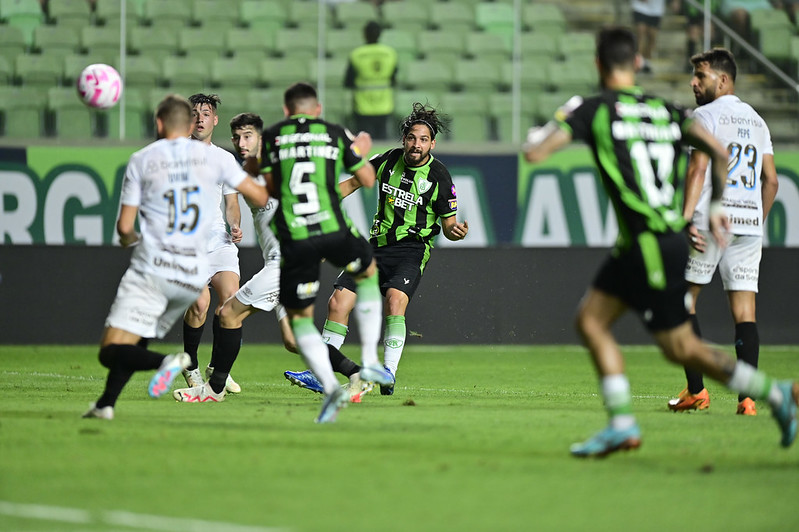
[283,102,469,399]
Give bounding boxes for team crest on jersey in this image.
[417,179,432,194]
[448,199,457,211]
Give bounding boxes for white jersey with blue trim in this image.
[691,94,773,236]
[120,137,247,288]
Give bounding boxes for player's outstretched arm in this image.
[441,216,468,241]
[522,122,571,163]
[338,176,363,198]
[236,176,268,208]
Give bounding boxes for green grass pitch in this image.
[2,344,798,531]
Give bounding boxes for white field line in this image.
[0,501,287,532]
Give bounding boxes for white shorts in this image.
[685,230,761,292]
[207,242,240,281]
[235,258,281,312]
[105,268,202,339]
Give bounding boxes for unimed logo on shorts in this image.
[296,281,319,300]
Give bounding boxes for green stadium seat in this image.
[381,28,418,66]
[260,57,312,90]
[63,53,118,86]
[163,55,209,89]
[320,87,351,125]
[522,4,566,36]
[401,58,453,92]
[33,25,81,57]
[475,2,514,47]
[123,55,161,88]
[519,32,559,62]
[380,1,429,33]
[557,32,595,61]
[246,87,285,126]
[429,3,475,34]
[179,27,226,63]
[239,0,287,33]
[129,26,179,65]
[81,26,124,57]
[104,86,150,140]
[95,0,142,27]
[211,56,261,89]
[0,85,46,137]
[326,29,357,59]
[15,53,62,86]
[274,28,321,62]
[47,0,92,27]
[0,26,26,65]
[48,86,96,139]
[464,31,510,62]
[759,27,795,62]
[192,0,241,29]
[488,91,536,143]
[333,1,378,30]
[452,58,501,92]
[535,90,576,124]
[213,87,251,134]
[547,58,598,94]
[440,91,489,142]
[309,57,348,91]
[0,55,12,85]
[417,30,464,64]
[0,0,44,47]
[226,27,275,63]
[143,0,192,28]
[287,0,331,30]
[394,88,443,118]
[501,56,552,92]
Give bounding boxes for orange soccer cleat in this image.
[737,397,757,416]
[668,388,710,412]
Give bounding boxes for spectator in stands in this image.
[720,0,776,43]
[772,0,798,24]
[344,20,398,140]
[673,0,720,70]
[631,0,667,73]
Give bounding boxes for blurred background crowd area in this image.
[0,0,796,146]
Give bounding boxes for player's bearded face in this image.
[402,124,435,166]
[690,63,719,106]
[232,126,261,158]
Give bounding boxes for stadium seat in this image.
[557,32,595,62]
[15,53,62,86]
[0,26,26,65]
[547,58,598,94]
[401,58,452,92]
[326,29,357,59]
[522,4,566,36]
[535,90,575,124]
[94,0,141,27]
[274,28,320,62]
[333,1,378,30]
[33,25,81,57]
[320,87,351,125]
[501,56,552,92]
[475,2,514,47]
[129,26,179,65]
[239,0,287,33]
[464,32,510,62]
[488,91,536,143]
[123,56,161,88]
[0,56,11,85]
[0,0,44,47]
[143,0,192,28]
[309,57,348,91]
[213,87,251,134]
[417,30,464,64]
[0,85,46,137]
[105,86,150,140]
[381,28,418,66]
[192,0,240,29]
[163,55,209,89]
[211,56,261,89]
[380,1,429,34]
[394,88,443,117]
[226,27,275,63]
[260,57,311,90]
[47,0,92,27]
[81,26,124,57]
[759,27,795,62]
[452,58,502,92]
[48,86,96,139]
[440,91,490,142]
[179,27,226,63]
[429,3,475,34]
[63,52,118,86]
[246,87,283,123]
[519,32,560,62]
[287,0,331,30]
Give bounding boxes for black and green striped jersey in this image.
[557,87,693,250]
[260,114,366,242]
[368,148,458,247]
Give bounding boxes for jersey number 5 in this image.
[164,187,199,234]
[289,161,321,215]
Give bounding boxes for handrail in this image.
[684,0,799,96]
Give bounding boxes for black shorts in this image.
[633,11,662,28]
[279,229,373,309]
[593,231,690,332]
[334,240,428,298]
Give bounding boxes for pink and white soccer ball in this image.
[76,63,122,109]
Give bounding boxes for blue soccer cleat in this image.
[360,364,394,396]
[284,370,323,394]
[570,423,642,458]
[380,366,395,396]
[316,387,348,424]
[772,381,798,448]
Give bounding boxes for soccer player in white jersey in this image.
[174,112,298,402]
[82,94,267,420]
[668,48,779,415]
[180,93,245,393]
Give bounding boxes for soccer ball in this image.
[76,63,122,109]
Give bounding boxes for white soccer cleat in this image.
[82,402,114,420]
[173,382,226,403]
[148,352,191,398]
[205,365,241,394]
[182,368,203,387]
[347,372,373,403]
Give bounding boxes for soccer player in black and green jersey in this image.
[260,82,394,423]
[523,27,797,457]
[283,103,469,398]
